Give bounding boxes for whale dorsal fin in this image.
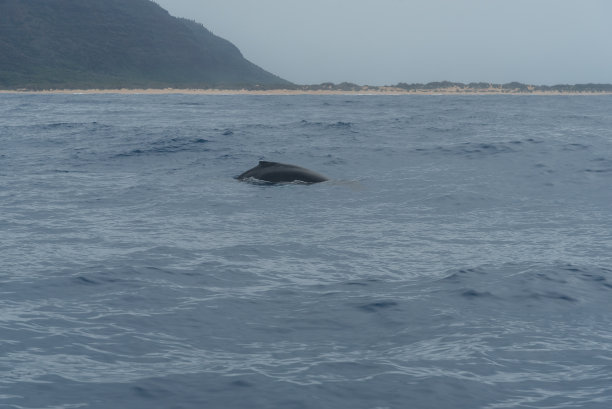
[259,161,277,167]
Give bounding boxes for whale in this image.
[237,161,328,184]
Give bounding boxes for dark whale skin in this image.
[237,161,328,184]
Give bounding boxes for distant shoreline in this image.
[2,88,612,96]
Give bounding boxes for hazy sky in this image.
[155,0,612,85]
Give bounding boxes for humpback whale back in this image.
[237,161,328,184]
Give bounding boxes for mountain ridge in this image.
[0,0,291,89]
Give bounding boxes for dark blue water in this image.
[1,94,612,409]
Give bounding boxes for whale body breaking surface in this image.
[237,161,328,184]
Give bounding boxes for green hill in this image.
[0,0,291,89]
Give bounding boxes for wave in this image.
[583,158,612,174]
[35,121,113,132]
[113,137,210,158]
[414,138,542,158]
[299,120,355,130]
[439,263,612,305]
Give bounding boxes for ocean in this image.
[1,93,611,409]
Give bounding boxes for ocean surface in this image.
[1,93,612,409]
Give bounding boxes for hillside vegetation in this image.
[292,81,612,93]
[0,0,290,89]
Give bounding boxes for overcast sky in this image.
[155,0,612,86]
